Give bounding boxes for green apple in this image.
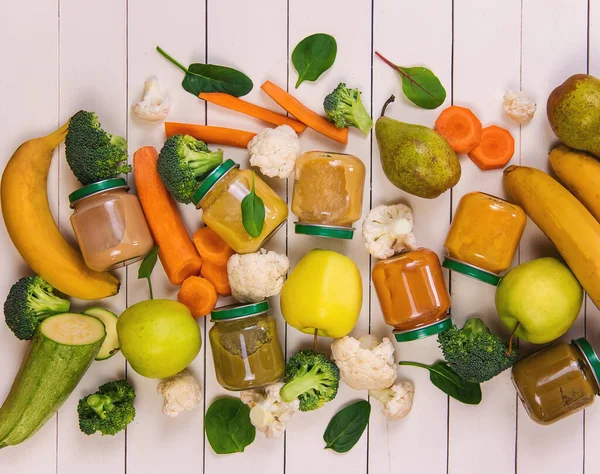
[117,299,201,378]
[495,257,583,344]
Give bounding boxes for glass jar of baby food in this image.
[69,178,154,272]
[512,338,600,425]
[291,151,365,240]
[372,248,452,342]
[209,300,285,391]
[443,192,526,286]
[192,159,288,254]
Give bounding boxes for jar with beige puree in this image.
[69,178,154,272]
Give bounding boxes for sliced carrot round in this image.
[435,106,482,154]
[468,125,515,170]
[193,226,234,266]
[177,276,218,318]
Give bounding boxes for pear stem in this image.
[507,323,520,356]
[313,329,318,352]
[381,95,396,118]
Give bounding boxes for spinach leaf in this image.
[375,51,446,109]
[138,245,159,300]
[292,33,337,88]
[398,361,482,405]
[323,400,370,453]
[205,398,255,454]
[241,171,265,238]
[157,47,253,97]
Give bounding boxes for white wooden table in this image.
[1,0,599,472]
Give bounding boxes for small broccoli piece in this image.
[78,380,136,436]
[4,275,71,340]
[157,134,224,204]
[279,349,340,411]
[438,318,519,383]
[65,110,131,185]
[323,83,373,135]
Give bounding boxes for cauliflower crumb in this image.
[227,249,290,303]
[248,125,301,179]
[503,90,536,124]
[157,369,202,418]
[362,203,417,260]
[240,382,299,438]
[369,381,415,420]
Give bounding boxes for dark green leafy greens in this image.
[157,46,253,97]
[241,171,265,238]
[205,398,255,454]
[138,246,159,299]
[292,33,337,88]
[375,51,446,109]
[323,400,370,453]
[398,361,482,405]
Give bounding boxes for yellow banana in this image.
[1,123,119,300]
[504,165,600,310]
[549,145,600,223]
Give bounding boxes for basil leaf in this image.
[138,245,159,300]
[241,171,265,238]
[292,33,337,88]
[323,400,370,453]
[205,398,255,454]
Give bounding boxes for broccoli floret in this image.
[78,380,136,436]
[438,318,519,383]
[279,349,340,411]
[3,275,71,340]
[323,83,373,135]
[157,134,224,204]
[65,110,131,185]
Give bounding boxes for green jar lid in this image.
[69,178,128,205]
[211,300,270,321]
[442,257,501,286]
[393,316,453,343]
[573,337,600,390]
[295,223,355,240]
[192,159,238,206]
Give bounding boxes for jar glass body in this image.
[70,188,154,272]
[209,313,285,391]
[199,167,288,254]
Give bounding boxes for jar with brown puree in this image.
[512,338,600,425]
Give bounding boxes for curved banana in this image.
[1,123,120,300]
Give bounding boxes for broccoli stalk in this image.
[323,83,373,135]
[78,380,136,436]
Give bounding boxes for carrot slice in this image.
[193,226,235,266]
[201,262,231,296]
[178,276,218,318]
[133,146,203,285]
[199,92,308,134]
[435,106,483,154]
[260,80,348,144]
[468,125,515,170]
[165,122,256,148]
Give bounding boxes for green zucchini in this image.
[0,313,105,448]
[83,307,119,360]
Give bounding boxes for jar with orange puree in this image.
[443,192,526,286]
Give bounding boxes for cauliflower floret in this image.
[240,382,299,438]
[131,77,171,122]
[369,381,415,420]
[157,369,202,418]
[362,204,417,260]
[248,125,301,179]
[331,335,397,391]
[503,90,536,124]
[227,249,290,303]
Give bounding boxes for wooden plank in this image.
[369,0,452,472]
[518,1,588,473]
[0,0,59,469]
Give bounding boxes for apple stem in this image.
[313,329,318,352]
[507,323,520,356]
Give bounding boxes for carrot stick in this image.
[178,276,218,318]
[165,122,255,148]
[133,146,203,285]
[199,92,308,134]
[193,226,235,266]
[468,125,515,170]
[260,80,349,144]
[201,262,231,296]
[435,106,482,154]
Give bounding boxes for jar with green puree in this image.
[209,301,285,391]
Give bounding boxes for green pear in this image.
[547,74,600,156]
[376,96,461,199]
